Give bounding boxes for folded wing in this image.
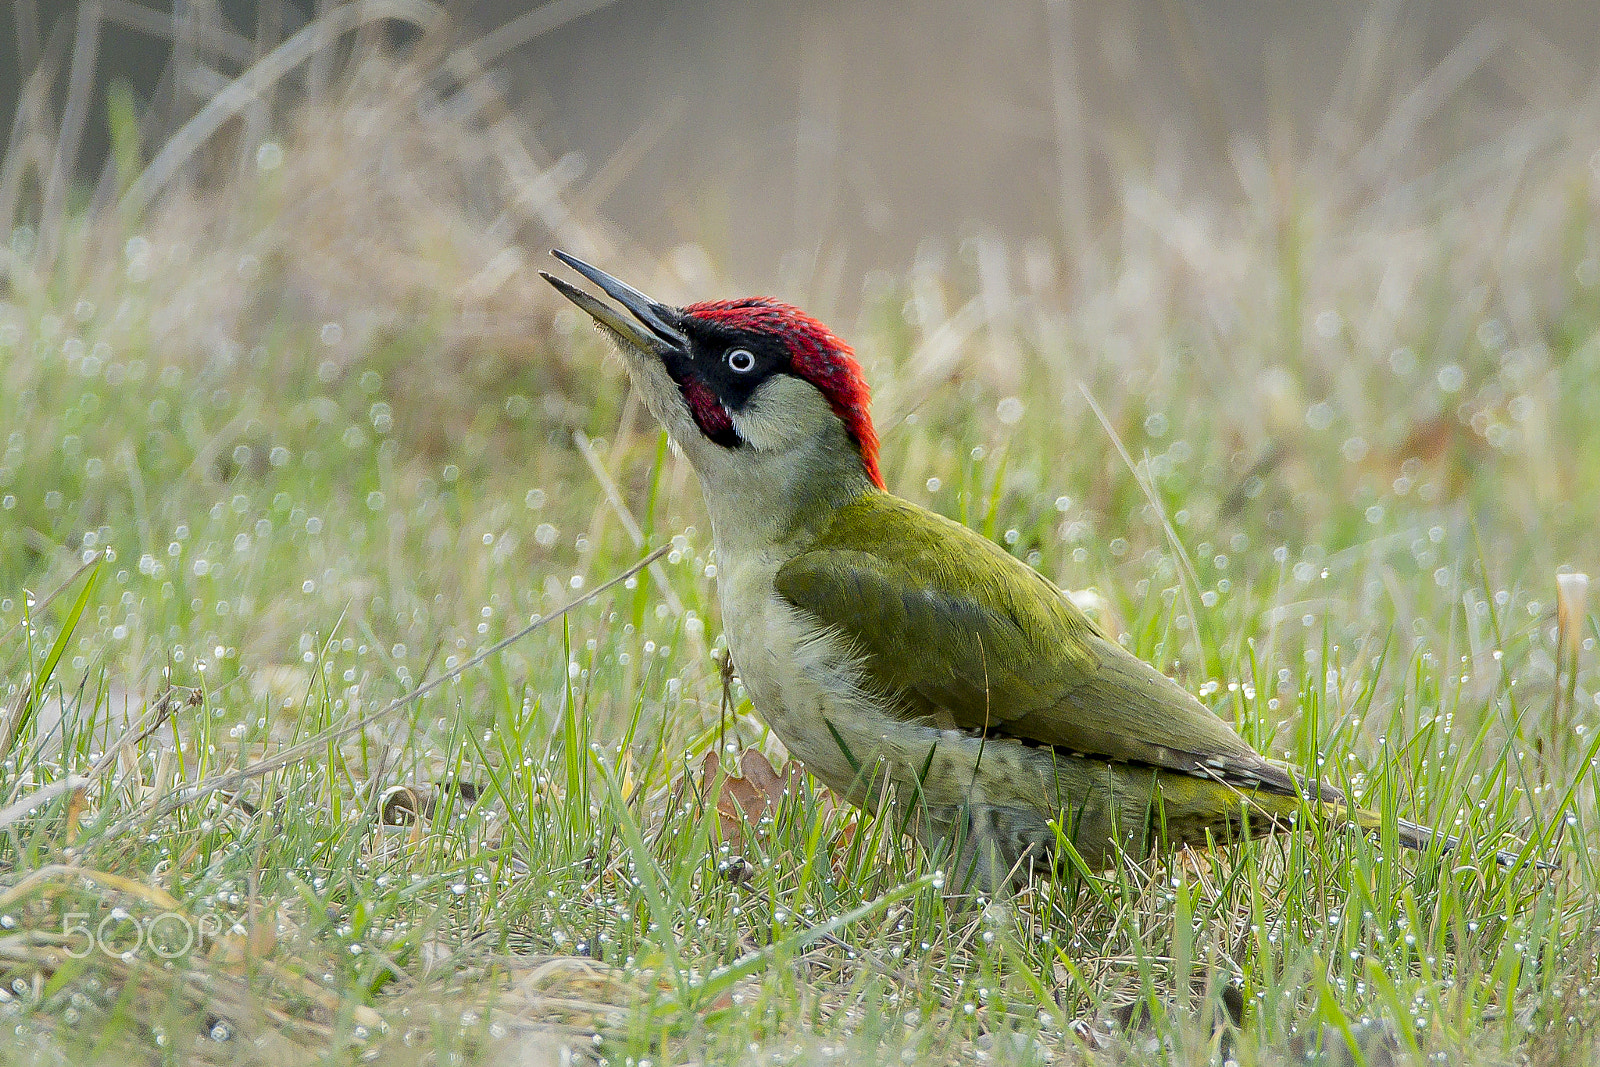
[774,494,1298,794]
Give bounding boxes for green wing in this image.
[774,493,1292,791]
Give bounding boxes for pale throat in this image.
[614,339,877,562]
[691,375,878,564]
[696,437,877,568]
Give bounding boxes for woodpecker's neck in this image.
[693,410,880,564]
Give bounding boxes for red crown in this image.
[684,298,883,489]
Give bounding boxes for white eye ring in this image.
[726,348,756,373]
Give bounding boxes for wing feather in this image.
[775,494,1292,791]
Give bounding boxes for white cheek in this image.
[730,406,808,451]
[730,376,833,451]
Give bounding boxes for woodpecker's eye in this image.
[726,348,756,373]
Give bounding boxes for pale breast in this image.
[714,551,878,794]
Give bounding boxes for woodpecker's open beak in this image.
[541,250,689,356]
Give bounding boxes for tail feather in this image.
[1311,794,1551,870]
[1224,760,1550,868]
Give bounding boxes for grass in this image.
[2,7,1600,1065]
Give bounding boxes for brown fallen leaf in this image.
[699,749,804,853]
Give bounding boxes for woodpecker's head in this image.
[542,251,883,501]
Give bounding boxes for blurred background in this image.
[5,0,1597,291]
[2,0,1597,687]
[482,0,1598,286]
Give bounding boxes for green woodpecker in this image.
[543,250,1528,889]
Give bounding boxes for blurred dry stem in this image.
[3,1,632,415]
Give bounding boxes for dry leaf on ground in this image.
[699,749,804,852]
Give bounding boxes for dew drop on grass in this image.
[1305,402,1335,431]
